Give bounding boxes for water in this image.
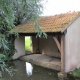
[0,60,79,80]
[1,60,58,80]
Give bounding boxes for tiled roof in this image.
[11,11,80,33]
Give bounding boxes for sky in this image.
[42,0,80,16]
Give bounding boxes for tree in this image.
[0,0,45,77]
[13,0,43,25]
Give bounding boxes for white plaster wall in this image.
[13,36,25,59]
[65,16,80,72]
[32,36,60,58]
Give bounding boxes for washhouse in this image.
[11,11,80,74]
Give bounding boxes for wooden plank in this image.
[61,35,65,73]
[53,37,61,54]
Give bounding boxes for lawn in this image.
[25,37,31,51]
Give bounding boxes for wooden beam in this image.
[53,35,65,73]
[61,35,65,73]
[53,36,61,54]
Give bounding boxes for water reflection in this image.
[1,60,58,80]
[26,62,33,76]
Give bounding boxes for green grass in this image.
[25,37,31,51]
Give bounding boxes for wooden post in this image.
[61,34,65,73]
[58,34,68,80]
[53,35,65,73]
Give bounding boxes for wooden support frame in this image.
[61,34,65,73]
[53,35,65,73]
[53,36,61,54]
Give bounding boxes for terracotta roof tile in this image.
[11,11,80,33]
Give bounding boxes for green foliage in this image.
[0,63,16,78]
[0,54,16,78]
[12,0,47,38]
[0,0,47,78]
[72,68,80,77]
[13,0,43,25]
[25,37,31,51]
[34,21,47,38]
[0,0,16,62]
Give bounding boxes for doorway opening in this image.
[25,36,33,54]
